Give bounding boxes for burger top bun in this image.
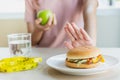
[67,46,101,59]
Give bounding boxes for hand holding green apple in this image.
[35,10,57,31]
[37,10,54,25]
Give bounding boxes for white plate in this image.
[46,54,119,75]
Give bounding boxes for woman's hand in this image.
[35,14,57,31]
[64,22,95,49]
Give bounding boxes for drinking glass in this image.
[8,33,31,56]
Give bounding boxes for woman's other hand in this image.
[35,14,57,31]
[64,22,95,49]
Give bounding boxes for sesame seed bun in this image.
[67,46,101,59]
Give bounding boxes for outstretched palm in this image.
[64,23,95,49]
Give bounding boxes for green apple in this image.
[37,10,53,25]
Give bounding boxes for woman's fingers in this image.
[35,18,42,24]
[45,14,57,29]
[64,27,75,41]
[35,24,46,31]
[80,28,91,41]
[71,23,83,40]
[66,23,79,40]
[46,16,53,26]
[64,22,94,48]
[35,18,45,30]
[52,13,57,26]
[64,41,73,49]
[72,41,80,48]
[35,19,49,31]
[50,13,57,29]
[35,15,55,31]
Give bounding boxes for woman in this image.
[25,0,98,49]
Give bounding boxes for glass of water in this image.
[8,33,31,56]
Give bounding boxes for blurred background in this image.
[0,0,120,47]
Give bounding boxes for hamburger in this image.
[65,46,105,69]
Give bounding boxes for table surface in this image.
[0,47,120,80]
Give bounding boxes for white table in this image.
[0,47,120,80]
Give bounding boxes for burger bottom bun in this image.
[65,60,101,69]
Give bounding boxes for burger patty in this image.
[66,56,103,64]
[66,58,87,64]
